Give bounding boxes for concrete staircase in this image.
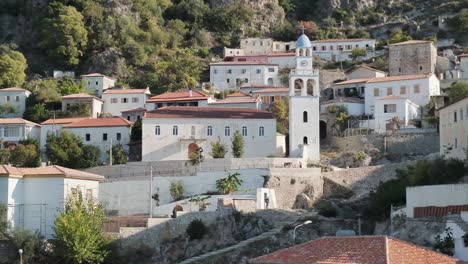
[177,222,287,264]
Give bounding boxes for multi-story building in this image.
[388,40,437,76]
[0,88,31,118]
[0,118,40,148]
[240,38,295,55]
[142,107,277,161]
[101,88,150,116]
[223,53,296,69]
[310,38,376,62]
[146,90,212,110]
[209,62,280,91]
[346,65,387,80]
[121,107,146,122]
[0,165,103,239]
[39,117,87,154]
[438,96,468,160]
[80,73,116,97]
[61,93,104,118]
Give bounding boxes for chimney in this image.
[189,88,193,97]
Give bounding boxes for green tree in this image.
[215,172,243,194]
[0,103,17,117]
[0,149,10,164]
[57,104,91,118]
[166,19,188,48]
[389,28,412,44]
[59,76,87,95]
[0,203,6,238]
[447,81,468,102]
[108,144,128,165]
[448,8,468,34]
[350,48,367,61]
[130,119,142,142]
[9,229,48,264]
[23,103,51,124]
[0,44,28,88]
[170,180,185,201]
[40,3,88,66]
[269,97,289,135]
[53,190,109,264]
[231,131,244,158]
[9,141,41,167]
[81,145,101,168]
[210,140,227,158]
[278,0,295,14]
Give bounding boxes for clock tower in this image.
[288,30,320,161]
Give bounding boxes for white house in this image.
[460,54,468,79]
[240,38,295,55]
[39,117,87,154]
[364,74,440,116]
[439,96,468,160]
[310,38,376,62]
[142,107,277,161]
[0,165,104,239]
[121,107,146,122]
[346,65,387,80]
[0,88,31,118]
[208,93,262,109]
[374,96,421,133]
[209,62,280,91]
[61,93,104,118]
[0,118,40,148]
[445,212,468,261]
[81,73,116,97]
[321,97,365,116]
[251,88,289,109]
[146,90,212,110]
[62,117,133,163]
[102,88,150,116]
[224,53,296,69]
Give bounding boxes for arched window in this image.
[242,126,247,136]
[267,78,273,86]
[155,126,160,135]
[305,49,310,56]
[172,126,178,136]
[303,111,308,123]
[207,126,213,136]
[259,126,264,136]
[225,126,230,136]
[299,49,303,56]
[303,136,308,145]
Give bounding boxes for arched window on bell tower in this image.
[306,49,310,56]
[303,111,308,123]
[299,49,303,56]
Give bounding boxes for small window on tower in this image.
[303,137,308,145]
[303,111,308,123]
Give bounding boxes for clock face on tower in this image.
[300,60,308,67]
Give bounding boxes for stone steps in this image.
[176,223,287,264]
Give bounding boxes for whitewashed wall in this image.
[439,97,468,160]
[209,64,279,91]
[321,102,365,116]
[102,92,149,116]
[0,90,30,118]
[82,76,115,96]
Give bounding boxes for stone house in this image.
[80,73,116,97]
[388,40,437,76]
[346,65,387,80]
[0,88,31,118]
[61,93,104,118]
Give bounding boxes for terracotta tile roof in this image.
[390,40,433,46]
[209,94,260,104]
[63,117,132,128]
[121,107,147,113]
[253,88,290,94]
[311,38,373,43]
[267,52,295,57]
[41,117,88,125]
[0,87,29,92]
[227,92,249,97]
[0,118,40,127]
[145,106,274,119]
[322,97,364,104]
[80,73,115,79]
[459,54,468,58]
[210,61,278,66]
[367,74,432,83]
[333,78,371,85]
[0,165,104,181]
[147,90,208,103]
[347,65,387,74]
[250,236,467,264]
[62,93,104,101]
[102,88,149,94]
[240,84,276,89]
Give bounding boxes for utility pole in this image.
[149,165,153,218]
[109,139,113,166]
[390,204,393,236]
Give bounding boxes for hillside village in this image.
[1,1,468,264]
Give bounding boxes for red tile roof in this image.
[253,88,290,94]
[367,74,432,83]
[210,61,278,66]
[62,93,104,101]
[0,165,104,181]
[62,117,132,128]
[121,107,147,113]
[145,107,274,119]
[41,117,87,125]
[240,84,278,89]
[333,78,371,85]
[459,54,468,58]
[0,118,40,127]
[0,87,29,92]
[102,88,149,94]
[147,90,209,103]
[209,94,260,104]
[80,73,115,79]
[250,236,467,264]
[390,40,433,46]
[267,52,295,57]
[311,38,372,43]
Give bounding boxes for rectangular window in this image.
[241,69,247,74]
[454,111,457,122]
[227,69,232,74]
[6,96,9,101]
[414,84,420,94]
[242,126,248,136]
[387,88,393,96]
[86,189,93,200]
[15,96,19,102]
[96,81,98,85]
[321,46,326,51]
[313,46,317,51]
[172,126,178,136]
[103,133,108,141]
[132,97,139,103]
[256,69,261,74]
[155,126,160,135]
[455,138,458,148]
[224,126,230,136]
[207,126,213,136]
[346,45,352,50]
[122,98,128,103]
[226,79,230,84]
[330,46,334,50]
[268,68,275,72]
[117,133,122,141]
[400,86,406,95]
[259,126,264,136]
[214,69,218,74]
[85,134,91,141]
[3,127,19,137]
[373,88,379,97]
[384,104,397,113]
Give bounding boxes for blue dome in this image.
[296,34,312,48]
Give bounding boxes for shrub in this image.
[210,140,227,158]
[170,181,185,201]
[434,227,455,256]
[216,172,243,194]
[231,131,244,158]
[186,219,207,240]
[317,202,337,217]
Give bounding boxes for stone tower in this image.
[288,32,320,162]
